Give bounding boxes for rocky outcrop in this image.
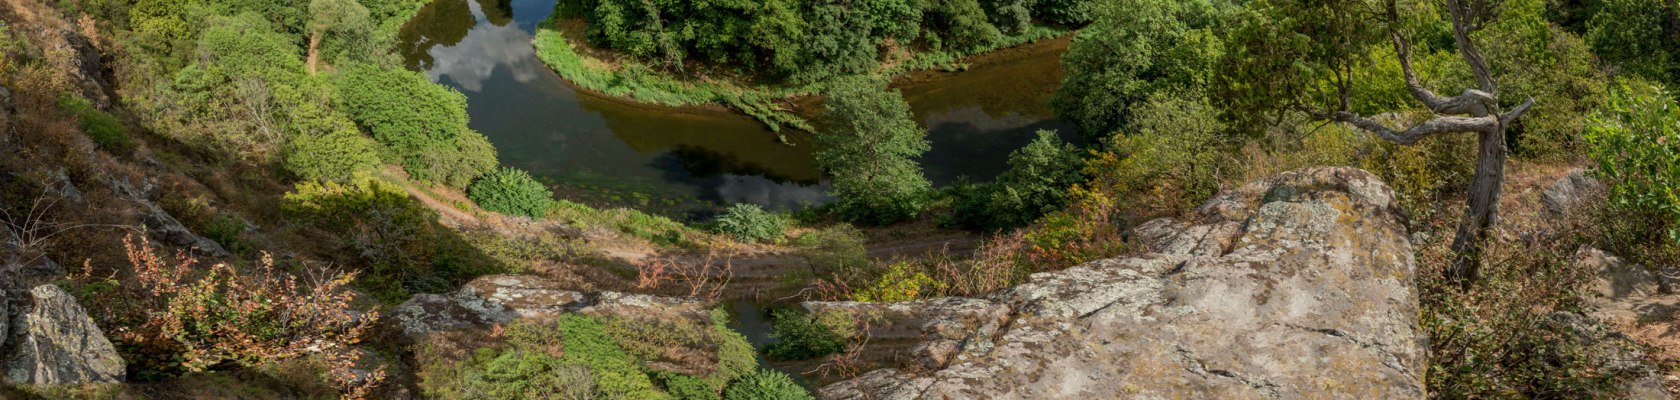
[1574,247,1678,399]
[3,284,126,384]
[1542,168,1605,217]
[0,226,126,385]
[392,274,708,340]
[106,177,229,258]
[817,167,1423,399]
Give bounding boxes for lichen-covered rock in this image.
[818,167,1423,399]
[391,274,707,340]
[3,284,125,384]
[1542,169,1605,217]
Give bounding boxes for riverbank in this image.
[531,11,1070,137]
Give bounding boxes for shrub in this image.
[950,131,1085,231]
[1084,92,1236,221]
[468,167,554,218]
[1585,82,1680,246]
[794,224,868,277]
[1052,0,1228,138]
[335,64,496,188]
[455,349,595,399]
[58,94,130,153]
[284,119,381,183]
[713,204,786,243]
[70,235,381,396]
[764,309,847,361]
[816,78,932,225]
[723,369,813,400]
[1586,0,1679,86]
[554,315,667,399]
[853,261,943,302]
[283,178,499,302]
[656,371,719,400]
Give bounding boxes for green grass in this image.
[58,94,130,154]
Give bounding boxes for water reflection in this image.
[397,0,1071,217]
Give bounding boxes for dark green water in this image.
[399,0,1076,218]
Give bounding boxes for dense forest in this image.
[0,0,1677,398]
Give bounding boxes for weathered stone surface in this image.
[1542,169,1605,216]
[392,274,707,340]
[3,284,125,384]
[1574,247,1677,399]
[818,167,1423,399]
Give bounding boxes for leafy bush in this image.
[58,95,130,153]
[284,118,381,182]
[283,178,499,302]
[70,235,380,395]
[1084,93,1235,220]
[468,167,554,218]
[335,64,496,188]
[1585,82,1680,245]
[1052,0,1228,138]
[764,309,848,361]
[657,371,719,400]
[794,224,868,277]
[853,261,943,302]
[554,315,667,399]
[1586,0,1679,86]
[454,349,596,399]
[713,203,786,243]
[723,369,813,400]
[816,78,932,225]
[950,131,1085,231]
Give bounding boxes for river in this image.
[398,0,1077,219]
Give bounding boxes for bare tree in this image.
[1311,0,1534,288]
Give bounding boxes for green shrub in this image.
[335,63,496,188]
[657,371,720,400]
[705,309,759,391]
[949,131,1085,231]
[713,204,786,243]
[816,78,932,225]
[468,167,554,218]
[1586,0,1679,86]
[1585,82,1680,245]
[794,224,868,277]
[1052,0,1228,138]
[723,369,813,400]
[284,119,380,182]
[456,349,596,399]
[853,261,943,302]
[555,315,667,399]
[764,309,847,361]
[58,95,130,153]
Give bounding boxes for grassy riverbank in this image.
[531,12,1068,137]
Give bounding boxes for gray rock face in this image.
[1542,169,1605,216]
[818,167,1423,399]
[3,284,125,384]
[392,274,706,340]
[1574,247,1677,400]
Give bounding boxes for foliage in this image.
[712,203,786,243]
[1420,235,1638,397]
[1585,0,1680,85]
[453,349,596,399]
[1052,0,1228,138]
[950,131,1086,231]
[764,309,848,361]
[283,178,498,302]
[57,95,130,153]
[70,235,380,395]
[1084,93,1236,220]
[1477,0,1609,159]
[922,0,1004,52]
[284,117,381,183]
[553,315,668,399]
[657,371,719,400]
[795,224,869,277]
[816,78,932,224]
[793,0,922,83]
[1585,82,1680,245]
[334,63,495,188]
[308,0,375,68]
[853,261,943,302]
[723,369,813,400]
[1034,0,1099,25]
[468,167,555,218]
[547,199,698,247]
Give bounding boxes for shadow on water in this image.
[399,0,1074,218]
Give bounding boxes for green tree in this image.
[335,63,494,187]
[285,118,381,182]
[1051,0,1228,138]
[1586,0,1680,85]
[816,79,932,224]
[307,0,373,74]
[1220,0,1538,286]
[468,167,554,218]
[951,131,1086,231]
[1586,82,1680,247]
[923,0,1003,51]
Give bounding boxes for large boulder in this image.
[818,167,1423,399]
[3,284,125,384]
[1542,168,1605,217]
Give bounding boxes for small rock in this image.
[1542,169,1605,216]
